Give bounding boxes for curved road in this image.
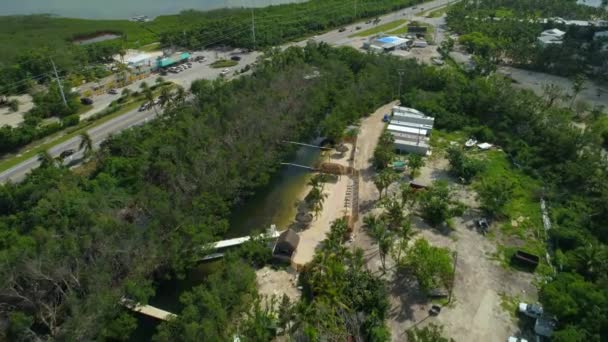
[0,0,454,183]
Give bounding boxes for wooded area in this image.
[1,40,607,340]
[447,0,608,79]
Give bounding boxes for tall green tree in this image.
[78,132,93,160]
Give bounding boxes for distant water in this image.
[577,0,606,8]
[0,0,306,19]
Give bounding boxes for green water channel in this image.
[129,143,321,340]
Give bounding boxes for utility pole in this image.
[398,69,405,100]
[251,6,256,49]
[50,58,68,107]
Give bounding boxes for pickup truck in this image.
[518,302,543,318]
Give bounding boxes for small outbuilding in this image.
[273,229,300,261]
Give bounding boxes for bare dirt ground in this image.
[351,103,537,341]
[256,266,300,303]
[291,146,354,268]
[500,66,608,110]
[0,94,34,128]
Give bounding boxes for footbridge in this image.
[123,227,282,320]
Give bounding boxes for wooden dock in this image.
[210,230,281,249]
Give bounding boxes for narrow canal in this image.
[129,142,322,340]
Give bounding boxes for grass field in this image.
[386,24,410,35]
[348,19,408,37]
[424,6,448,18]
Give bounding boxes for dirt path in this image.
[351,108,537,341]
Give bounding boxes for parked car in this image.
[507,337,528,342]
[511,250,540,270]
[59,149,75,159]
[518,302,543,319]
[230,56,241,61]
[338,27,346,32]
[80,97,93,105]
[108,88,118,95]
[355,26,362,30]
[220,68,230,76]
[429,305,441,316]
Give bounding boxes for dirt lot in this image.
[256,266,300,303]
[500,66,608,110]
[351,103,537,341]
[0,94,34,128]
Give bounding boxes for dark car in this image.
[59,149,75,159]
[108,89,118,95]
[230,56,241,61]
[355,26,362,30]
[80,97,93,105]
[338,27,346,32]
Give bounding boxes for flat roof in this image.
[390,120,433,130]
[392,106,434,119]
[394,138,430,148]
[388,124,428,136]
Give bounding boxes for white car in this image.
[220,68,230,76]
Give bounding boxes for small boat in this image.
[465,138,477,148]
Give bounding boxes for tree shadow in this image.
[358,199,377,215]
[411,215,453,237]
[389,270,429,324]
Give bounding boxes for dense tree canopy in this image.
[0,38,607,339]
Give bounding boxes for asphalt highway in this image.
[0,0,455,183]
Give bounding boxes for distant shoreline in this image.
[0,0,305,20]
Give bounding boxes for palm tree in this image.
[139,81,149,90]
[394,219,417,262]
[407,154,424,178]
[158,87,172,109]
[155,76,165,85]
[121,88,132,98]
[364,213,392,271]
[381,196,404,230]
[570,74,586,109]
[307,185,327,219]
[78,132,93,160]
[574,244,607,279]
[400,183,418,209]
[144,88,157,114]
[174,86,187,104]
[377,227,393,272]
[37,151,55,168]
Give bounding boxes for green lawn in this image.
[386,23,410,35]
[424,7,448,18]
[348,19,408,37]
[431,129,546,270]
[210,59,239,68]
[140,42,161,52]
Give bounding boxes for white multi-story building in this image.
[388,106,434,155]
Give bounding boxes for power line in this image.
[50,58,68,107]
